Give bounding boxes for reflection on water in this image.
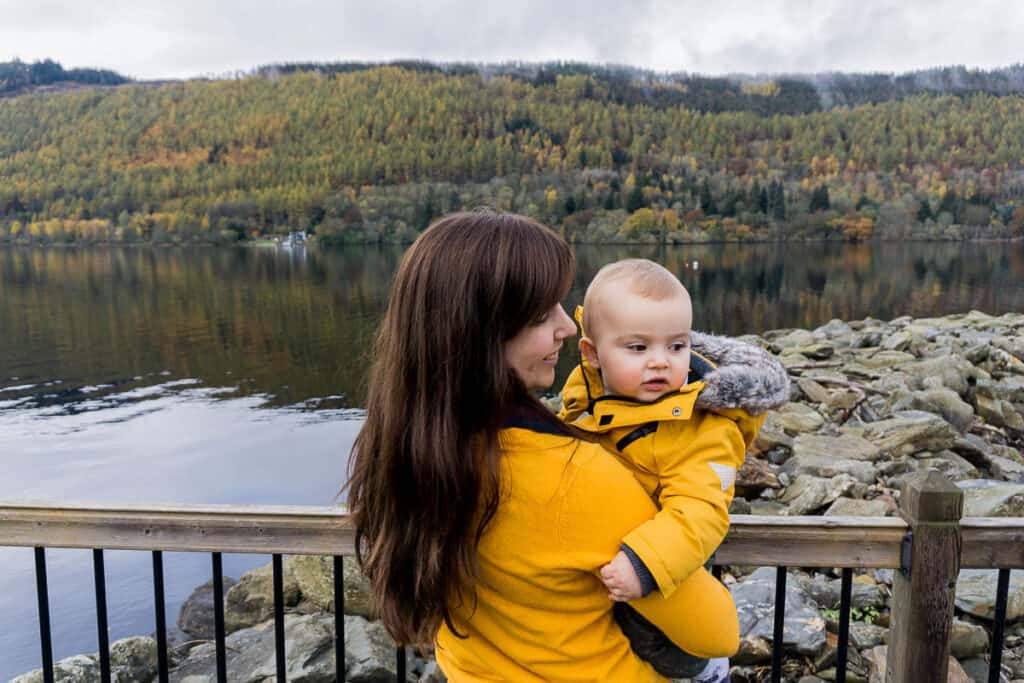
[3,242,1023,414]
[0,240,1023,676]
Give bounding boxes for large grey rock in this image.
[225,557,301,632]
[782,454,878,485]
[916,449,980,481]
[857,350,916,369]
[792,434,882,462]
[899,355,985,397]
[177,577,237,639]
[892,388,975,433]
[862,644,973,683]
[850,622,888,649]
[975,394,1024,431]
[749,500,790,516]
[949,617,989,658]
[9,655,100,683]
[773,329,817,349]
[779,474,862,515]
[169,613,358,682]
[858,410,959,455]
[735,456,780,498]
[797,378,832,404]
[731,567,827,657]
[954,569,1024,622]
[950,433,995,468]
[957,479,1024,517]
[988,453,1024,481]
[752,423,794,454]
[778,475,834,515]
[789,343,836,360]
[814,319,854,340]
[772,403,826,434]
[798,574,887,610]
[111,636,158,682]
[824,497,890,517]
[291,554,374,617]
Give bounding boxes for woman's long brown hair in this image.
[346,210,575,647]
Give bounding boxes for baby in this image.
[559,258,770,682]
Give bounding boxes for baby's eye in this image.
[669,342,690,352]
[627,343,647,352]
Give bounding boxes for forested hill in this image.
[2,62,1024,245]
[257,60,1024,114]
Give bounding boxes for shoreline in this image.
[10,310,1024,683]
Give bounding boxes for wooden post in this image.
[886,470,963,683]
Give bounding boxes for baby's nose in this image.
[648,354,668,368]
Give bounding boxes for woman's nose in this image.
[554,306,577,339]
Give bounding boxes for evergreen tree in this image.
[699,179,718,215]
[809,184,831,212]
[564,195,577,215]
[916,199,933,222]
[769,181,786,220]
[626,185,646,212]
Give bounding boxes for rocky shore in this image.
[12,311,1024,683]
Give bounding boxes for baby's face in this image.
[586,290,692,402]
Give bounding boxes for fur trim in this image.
[691,332,790,415]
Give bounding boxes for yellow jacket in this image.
[559,356,765,598]
[435,417,740,682]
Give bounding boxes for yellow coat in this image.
[559,352,765,598]
[435,418,740,682]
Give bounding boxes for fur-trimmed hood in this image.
[690,331,790,415]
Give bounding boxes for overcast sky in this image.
[3,0,1022,80]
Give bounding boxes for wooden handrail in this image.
[1,500,1021,568]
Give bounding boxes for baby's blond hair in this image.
[582,259,689,339]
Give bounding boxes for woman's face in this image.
[504,303,577,391]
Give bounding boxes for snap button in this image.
[672,407,682,416]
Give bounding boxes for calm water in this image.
[1,241,1023,677]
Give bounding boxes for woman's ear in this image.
[579,337,600,368]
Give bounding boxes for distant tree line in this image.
[0,59,129,96]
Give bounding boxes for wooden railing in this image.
[2,470,1023,683]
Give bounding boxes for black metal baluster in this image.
[772,566,787,683]
[836,568,853,683]
[93,549,111,683]
[34,547,55,683]
[212,552,227,682]
[152,551,169,683]
[989,568,1011,683]
[334,556,345,679]
[397,645,407,681]
[273,554,286,682]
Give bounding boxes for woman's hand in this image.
[600,551,643,602]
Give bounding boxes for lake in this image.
[1,240,1023,677]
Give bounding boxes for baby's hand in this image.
[599,551,642,602]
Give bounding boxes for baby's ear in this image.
[579,337,600,368]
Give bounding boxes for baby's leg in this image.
[625,566,738,659]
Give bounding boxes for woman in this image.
[347,211,742,681]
